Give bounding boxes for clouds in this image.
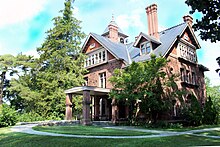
[197,39,220,86]
[0,0,48,27]
[116,9,145,31]
[0,0,218,86]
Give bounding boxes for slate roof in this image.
[132,23,187,62]
[86,23,188,64]
[91,33,130,64]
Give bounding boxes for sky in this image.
[0,0,219,86]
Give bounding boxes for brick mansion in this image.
[65,3,208,125]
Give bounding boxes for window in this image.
[186,70,190,83]
[140,42,151,55]
[99,72,106,88]
[102,51,106,62]
[84,49,107,67]
[192,72,196,85]
[180,68,185,81]
[84,77,88,86]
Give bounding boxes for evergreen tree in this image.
[8,0,86,119]
[35,0,86,118]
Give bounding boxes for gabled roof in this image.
[82,22,201,65]
[134,32,161,47]
[132,23,188,62]
[82,33,131,64]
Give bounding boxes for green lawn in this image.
[195,130,220,136]
[138,124,220,132]
[0,127,220,147]
[33,125,154,136]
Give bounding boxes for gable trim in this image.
[82,33,127,64]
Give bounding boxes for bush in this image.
[202,96,218,125]
[0,104,18,127]
[18,111,64,122]
[181,95,202,126]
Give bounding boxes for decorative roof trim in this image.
[133,32,161,47]
[82,33,127,64]
[163,24,188,57]
[180,24,201,49]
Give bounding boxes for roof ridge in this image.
[159,23,186,33]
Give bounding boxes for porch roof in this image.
[65,86,110,96]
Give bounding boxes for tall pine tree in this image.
[35,0,86,118]
[8,0,86,119]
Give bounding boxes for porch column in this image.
[65,94,72,120]
[82,90,91,125]
[111,98,118,123]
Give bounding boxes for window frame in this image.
[85,48,107,68]
[99,72,106,88]
[140,41,151,55]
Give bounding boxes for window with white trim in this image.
[99,72,106,88]
[140,42,151,55]
[85,49,107,67]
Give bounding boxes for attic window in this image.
[140,42,151,55]
[89,43,96,49]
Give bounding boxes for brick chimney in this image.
[183,15,193,27]
[108,15,119,42]
[146,4,159,39]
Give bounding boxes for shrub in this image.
[0,104,18,127]
[181,95,202,126]
[202,96,218,125]
[17,111,64,122]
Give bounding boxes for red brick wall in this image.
[167,44,206,104]
[85,59,125,89]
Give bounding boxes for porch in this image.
[65,86,128,125]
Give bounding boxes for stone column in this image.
[94,96,100,120]
[65,94,72,120]
[111,98,118,123]
[82,90,91,125]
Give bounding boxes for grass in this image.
[33,125,154,136]
[195,130,220,136]
[137,124,220,132]
[0,127,220,147]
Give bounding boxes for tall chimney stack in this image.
[183,15,193,27]
[146,4,159,39]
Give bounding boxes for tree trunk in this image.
[0,71,6,105]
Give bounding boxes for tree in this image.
[0,54,34,105]
[216,57,220,76]
[185,0,220,42]
[109,55,182,124]
[8,0,86,119]
[205,77,220,120]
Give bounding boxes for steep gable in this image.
[83,37,102,54]
[82,33,131,64]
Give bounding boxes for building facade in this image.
[65,4,208,125]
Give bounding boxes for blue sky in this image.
[0,0,219,86]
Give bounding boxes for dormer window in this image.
[140,42,151,55]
